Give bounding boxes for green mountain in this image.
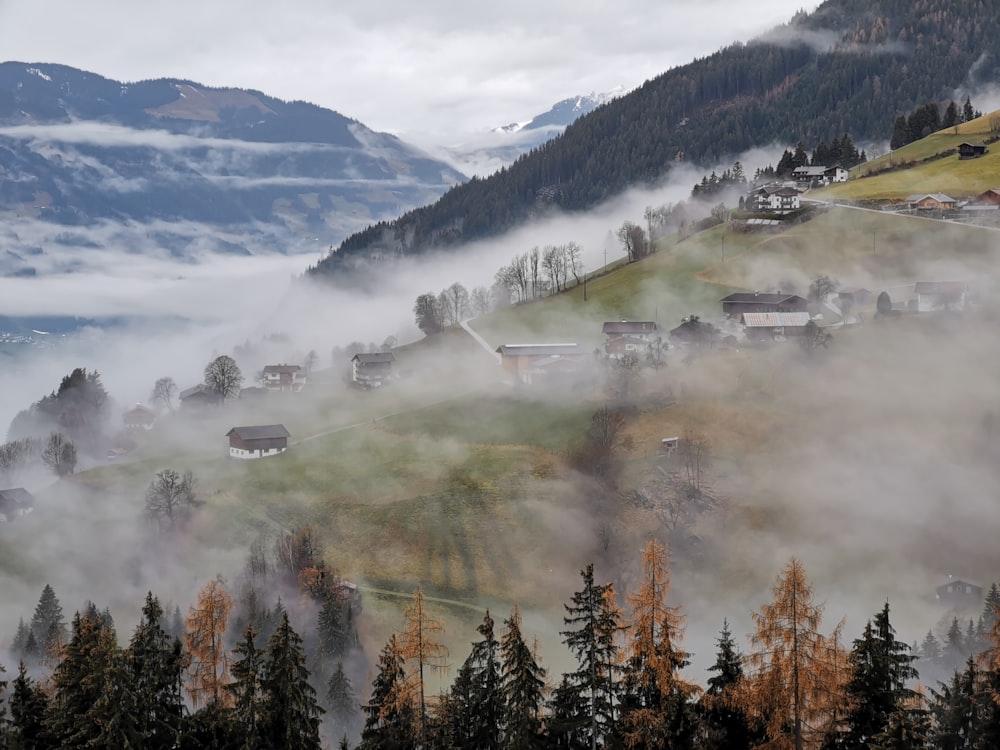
[309,0,1000,277]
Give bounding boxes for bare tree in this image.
[203,355,243,404]
[808,275,839,304]
[440,282,470,324]
[42,433,76,477]
[609,352,642,403]
[303,350,319,374]
[470,286,493,317]
[617,220,650,262]
[145,469,201,530]
[150,376,178,412]
[565,241,584,286]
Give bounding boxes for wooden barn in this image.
[721,292,808,318]
[495,344,589,384]
[226,424,291,460]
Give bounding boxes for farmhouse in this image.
[974,188,1000,205]
[936,576,983,607]
[123,403,155,431]
[741,312,812,341]
[495,344,589,384]
[790,165,847,185]
[958,142,989,159]
[602,321,658,359]
[914,281,968,312]
[226,424,290,460]
[179,384,221,410]
[262,364,306,392]
[351,352,396,388]
[721,292,808,318]
[0,488,34,522]
[748,184,801,212]
[906,193,957,211]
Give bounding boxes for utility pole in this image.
[722,235,725,263]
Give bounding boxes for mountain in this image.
[0,63,465,274]
[439,88,627,179]
[494,89,626,134]
[309,0,1000,277]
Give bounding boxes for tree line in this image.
[2,522,365,748]
[357,547,1000,750]
[891,96,984,150]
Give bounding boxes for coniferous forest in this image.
[309,0,1000,276]
[5,541,1000,749]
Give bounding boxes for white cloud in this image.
[0,1,822,139]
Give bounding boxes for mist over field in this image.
[2,139,999,725]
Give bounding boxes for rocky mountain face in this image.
[0,63,466,275]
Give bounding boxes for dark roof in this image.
[352,352,396,364]
[496,344,586,357]
[263,364,301,374]
[180,383,215,399]
[124,404,155,419]
[914,281,967,294]
[720,293,805,305]
[226,424,291,440]
[0,488,34,507]
[602,321,657,334]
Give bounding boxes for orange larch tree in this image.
[184,578,234,708]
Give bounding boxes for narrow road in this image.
[459,318,501,363]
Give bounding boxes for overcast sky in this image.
[0,0,821,141]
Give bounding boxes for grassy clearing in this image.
[825,110,1000,199]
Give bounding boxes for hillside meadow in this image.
[18,204,1000,680]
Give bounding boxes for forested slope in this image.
[310,0,1000,275]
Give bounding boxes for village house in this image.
[351,352,397,388]
[837,287,872,316]
[741,312,812,342]
[123,403,156,431]
[226,424,291,460]
[721,292,808,318]
[747,184,801,212]
[790,165,848,185]
[602,321,658,359]
[974,188,1000,205]
[0,488,34,522]
[262,364,306,392]
[914,281,968,312]
[906,193,958,211]
[495,343,589,384]
[179,384,221,410]
[958,142,989,159]
[936,576,983,607]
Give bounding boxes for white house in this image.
[226,424,291,459]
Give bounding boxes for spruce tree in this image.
[501,606,546,750]
[462,611,502,750]
[9,661,50,749]
[127,592,185,750]
[226,622,265,750]
[700,621,756,750]
[29,585,66,663]
[326,662,358,737]
[558,563,623,750]
[259,612,323,750]
[929,656,979,749]
[838,603,918,748]
[317,595,351,661]
[359,635,416,749]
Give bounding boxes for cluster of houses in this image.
[744,164,849,214]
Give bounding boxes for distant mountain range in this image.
[0,62,466,274]
[310,0,1000,277]
[494,89,626,134]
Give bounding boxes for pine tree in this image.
[127,592,185,750]
[619,539,698,749]
[226,622,265,749]
[259,612,323,750]
[11,619,29,658]
[929,656,979,749]
[326,661,358,736]
[397,585,449,742]
[9,661,50,749]
[184,579,234,708]
[46,611,142,749]
[699,620,756,750]
[29,585,66,664]
[745,558,848,750]
[360,634,416,750]
[837,603,919,748]
[558,563,623,750]
[872,705,930,749]
[317,595,351,661]
[963,95,975,123]
[500,606,546,750]
[458,610,502,750]
[943,618,966,675]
